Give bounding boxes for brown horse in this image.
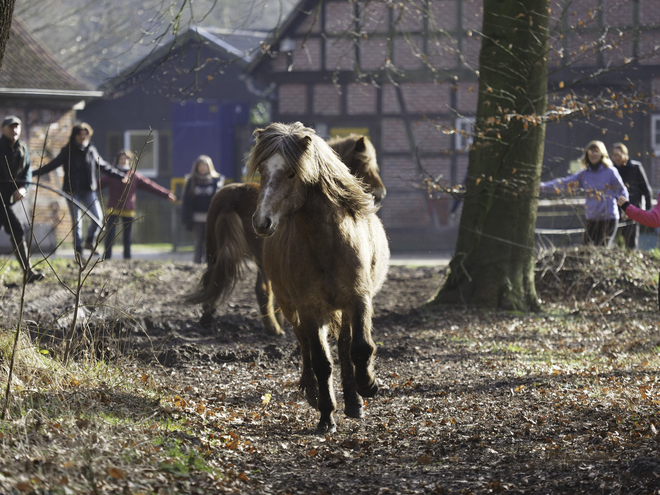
[187,133,385,335]
[249,122,390,433]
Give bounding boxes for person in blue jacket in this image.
[182,155,225,264]
[540,140,628,247]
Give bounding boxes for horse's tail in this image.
[185,210,250,308]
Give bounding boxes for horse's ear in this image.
[354,136,366,153]
[298,135,312,151]
[253,128,265,142]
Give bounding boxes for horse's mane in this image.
[247,122,377,217]
[327,134,379,176]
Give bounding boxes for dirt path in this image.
[2,255,659,493]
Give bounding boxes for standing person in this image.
[618,194,660,310]
[612,142,652,250]
[540,140,628,247]
[101,150,177,260]
[0,115,44,282]
[182,155,224,264]
[34,123,125,259]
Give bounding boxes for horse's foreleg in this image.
[350,298,378,398]
[294,328,318,409]
[337,313,363,418]
[255,270,284,336]
[307,324,337,434]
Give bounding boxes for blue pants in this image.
[67,190,102,254]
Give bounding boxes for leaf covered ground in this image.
[0,246,659,494]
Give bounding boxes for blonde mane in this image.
[247,122,377,217]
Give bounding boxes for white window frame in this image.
[455,117,475,153]
[124,130,159,177]
[652,115,660,153]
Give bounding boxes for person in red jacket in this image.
[101,150,176,259]
[618,193,660,310]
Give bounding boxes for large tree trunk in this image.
[0,1,16,70]
[430,0,550,311]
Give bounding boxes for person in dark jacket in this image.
[0,115,44,282]
[182,155,224,264]
[101,149,176,260]
[612,142,652,249]
[35,123,125,259]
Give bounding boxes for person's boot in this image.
[13,239,44,283]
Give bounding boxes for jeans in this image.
[67,190,102,254]
[104,214,134,259]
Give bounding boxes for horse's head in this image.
[248,123,314,237]
[329,134,387,204]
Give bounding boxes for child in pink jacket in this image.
[101,150,176,259]
[618,193,660,309]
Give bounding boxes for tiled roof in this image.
[0,16,93,92]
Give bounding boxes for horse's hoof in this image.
[344,404,364,419]
[316,420,337,435]
[356,381,378,398]
[200,313,213,329]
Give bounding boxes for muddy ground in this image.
[2,248,660,494]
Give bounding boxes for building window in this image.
[652,115,660,152]
[455,117,475,153]
[124,130,159,177]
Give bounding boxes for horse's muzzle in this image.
[252,213,276,237]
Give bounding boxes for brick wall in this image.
[361,1,389,33]
[347,83,376,115]
[291,38,321,71]
[565,0,600,28]
[401,82,451,114]
[382,85,401,114]
[455,81,478,114]
[565,31,600,67]
[461,36,481,68]
[429,0,458,31]
[602,31,635,66]
[427,33,458,70]
[313,84,342,116]
[326,1,354,33]
[393,36,424,70]
[381,119,409,152]
[602,0,634,27]
[326,37,355,71]
[639,32,660,65]
[380,191,432,228]
[640,0,660,26]
[462,0,483,31]
[393,0,425,33]
[411,119,452,153]
[360,37,388,71]
[279,84,308,114]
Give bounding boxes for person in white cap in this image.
[0,115,44,282]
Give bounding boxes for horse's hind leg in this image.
[200,302,215,328]
[295,330,319,409]
[305,323,337,434]
[350,298,378,398]
[255,270,284,336]
[338,313,363,418]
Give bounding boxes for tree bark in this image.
[0,1,16,71]
[430,0,550,311]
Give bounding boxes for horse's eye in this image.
[288,170,296,179]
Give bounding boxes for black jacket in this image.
[615,159,652,210]
[182,175,224,225]
[35,141,124,194]
[0,135,31,202]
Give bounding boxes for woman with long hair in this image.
[182,155,225,264]
[540,140,628,247]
